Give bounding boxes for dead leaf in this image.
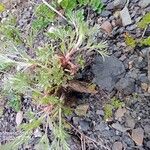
[100,21,112,35]
[112,122,130,132]
[115,107,126,120]
[65,80,97,94]
[132,128,144,146]
[16,111,23,126]
[75,104,89,116]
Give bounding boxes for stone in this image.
[92,55,125,92]
[138,74,148,83]
[120,6,132,26]
[148,86,150,93]
[132,0,139,3]
[101,0,109,4]
[112,141,123,150]
[119,54,127,61]
[75,104,89,116]
[145,26,150,36]
[114,0,126,9]
[115,78,135,95]
[79,120,90,131]
[146,141,150,148]
[100,10,112,17]
[125,115,135,129]
[138,0,150,8]
[123,135,135,146]
[15,111,23,126]
[106,2,114,10]
[144,124,150,134]
[135,57,147,69]
[112,122,130,132]
[141,48,149,56]
[106,0,126,10]
[132,128,144,146]
[100,21,112,35]
[125,69,139,79]
[95,122,109,131]
[115,108,126,120]
[67,137,81,150]
[141,83,148,91]
[96,110,104,116]
[34,128,42,138]
[73,117,80,126]
[126,24,137,31]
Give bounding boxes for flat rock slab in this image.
[138,0,150,8]
[92,55,125,92]
[120,6,132,26]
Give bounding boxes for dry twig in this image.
[67,121,111,150]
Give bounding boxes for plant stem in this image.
[42,0,69,23]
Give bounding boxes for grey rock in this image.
[115,77,135,95]
[95,122,109,131]
[138,0,150,8]
[126,24,137,31]
[2,11,8,18]
[106,0,126,10]
[100,10,112,17]
[67,137,81,150]
[114,0,126,9]
[102,0,109,4]
[146,141,150,148]
[92,55,125,92]
[132,0,139,3]
[79,120,90,131]
[96,110,104,116]
[114,51,122,58]
[138,74,148,83]
[135,57,147,69]
[125,115,135,129]
[119,54,127,61]
[120,6,132,26]
[145,26,150,36]
[123,135,135,146]
[112,122,130,132]
[144,124,150,134]
[106,2,114,10]
[125,69,139,79]
[73,117,80,126]
[141,48,149,56]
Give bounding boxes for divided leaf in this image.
[124,33,136,48]
[138,12,150,29]
[0,3,5,12]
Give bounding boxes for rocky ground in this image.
[0,0,150,150]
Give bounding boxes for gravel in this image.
[0,0,150,149]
